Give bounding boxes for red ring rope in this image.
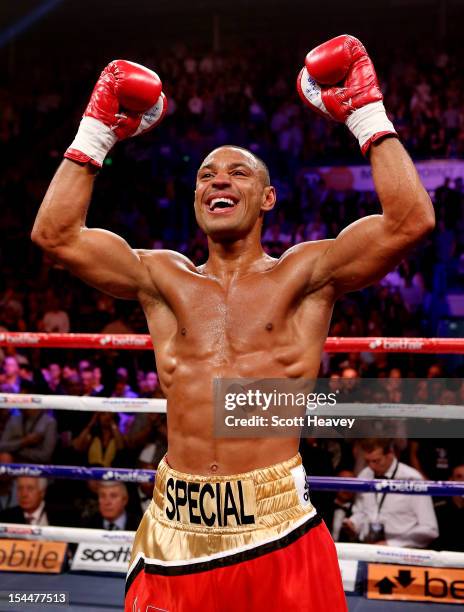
[0,332,463,353]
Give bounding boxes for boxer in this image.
[32,37,435,611]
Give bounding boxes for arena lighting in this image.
[0,0,64,49]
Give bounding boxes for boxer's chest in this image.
[171,274,291,350]
[145,270,332,384]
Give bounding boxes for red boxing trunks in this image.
[126,454,347,611]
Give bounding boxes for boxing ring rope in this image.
[1,521,464,568]
[1,394,463,420]
[0,394,167,413]
[2,463,464,497]
[1,331,463,574]
[1,331,464,353]
[0,523,135,546]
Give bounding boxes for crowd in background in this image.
[0,40,463,550]
[1,43,464,337]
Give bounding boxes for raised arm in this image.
[33,160,152,299]
[31,60,167,300]
[297,35,435,297]
[313,138,434,295]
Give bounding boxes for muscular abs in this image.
[139,251,334,476]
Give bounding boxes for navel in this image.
[180,327,187,336]
[265,322,273,331]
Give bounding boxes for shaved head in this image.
[200,146,270,187]
[194,144,276,240]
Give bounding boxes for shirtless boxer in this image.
[32,36,435,611]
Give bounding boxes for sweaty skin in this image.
[32,141,434,475]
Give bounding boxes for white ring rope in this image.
[0,523,134,545]
[0,393,462,419]
[1,522,463,568]
[335,543,464,568]
[0,394,166,413]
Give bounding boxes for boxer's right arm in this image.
[32,160,152,300]
[32,60,168,300]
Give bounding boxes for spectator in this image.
[92,366,106,396]
[72,412,125,467]
[0,288,24,323]
[140,371,160,398]
[85,482,141,530]
[343,438,438,548]
[385,368,403,403]
[0,472,17,512]
[61,363,81,395]
[0,407,57,464]
[328,469,356,542]
[39,292,70,333]
[0,477,75,526]
[0,356,22,393]
[78,360,92,374]
[81,367,97,396]
[112,367,138,399]
[434,463,464,552]
[337,367,360,401]
[111,368,138,434]
[43,363,65,394]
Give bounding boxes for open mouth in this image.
[206,197,239,215]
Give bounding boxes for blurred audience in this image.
[0,477,75,526]
[85,481,141,530]
[0,405,57,464]
[434,463,464,552]
[72,412,125,468]
[328,469,357,543]
[0,39,462,552]
[343,439,438,548]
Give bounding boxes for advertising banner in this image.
[367,563,464,604]
[71,543,131,573]
[305,160,464,192]
[0,539,66,573]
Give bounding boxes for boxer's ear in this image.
[261,186,276,212]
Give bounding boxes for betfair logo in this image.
[368,563,464,603]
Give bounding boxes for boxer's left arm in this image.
[310,137,435,296]
[296,35,435,297]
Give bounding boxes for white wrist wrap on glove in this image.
[68,117,118,166]
[345,101,396,150]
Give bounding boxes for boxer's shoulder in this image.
[136,248,196,273]
[275,240,337,298]
[135,249,197,303]
[277,239,334,277]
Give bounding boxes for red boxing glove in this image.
[65,60,168,167]
[297,35,397,154]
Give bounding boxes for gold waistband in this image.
[151,453,313,532]
[129,453,317,566]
